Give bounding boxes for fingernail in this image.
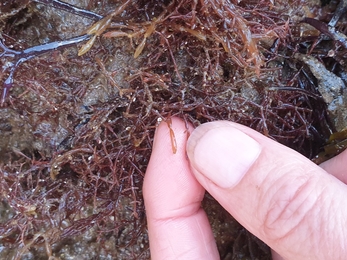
[187,124,261,189]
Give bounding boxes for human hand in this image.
[143,117,347,260]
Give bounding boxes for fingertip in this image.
[144,117,202,219]
[144,117,219,259]
[187,122,261,189]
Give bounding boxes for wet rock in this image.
[295,53,347,131]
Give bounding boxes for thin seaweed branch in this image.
[328,0,347,27]
[0,34,91,106]
[303,17,347,49]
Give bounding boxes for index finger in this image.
[143,117,219,259]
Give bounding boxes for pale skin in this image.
[143,117,347,260]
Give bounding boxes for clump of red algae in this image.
[0,0,340,259]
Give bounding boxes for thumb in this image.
[187,121,347,260]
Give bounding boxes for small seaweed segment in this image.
[77,0,132,56]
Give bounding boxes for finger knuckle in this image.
[261,171,321,243]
